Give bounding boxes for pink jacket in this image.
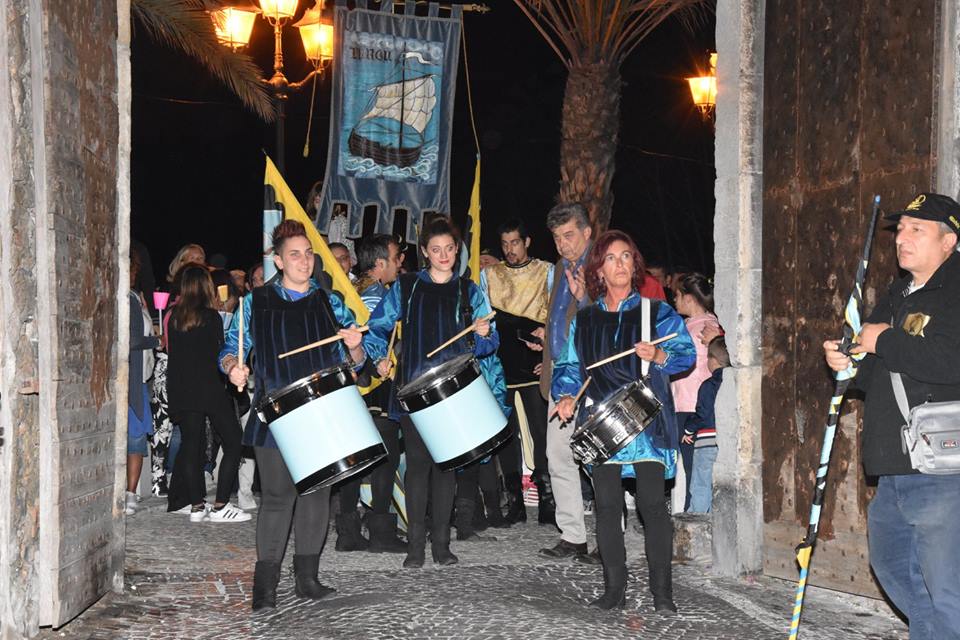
[670,312,720,413]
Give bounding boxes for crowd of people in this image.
[126,201,729,615]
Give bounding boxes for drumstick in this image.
[426,311,497,359]
[584,332,679,371]
[278,326,369,360]
[385,321,399,380]
[551,376,593,420]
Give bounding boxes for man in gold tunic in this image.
[480,218,556,526]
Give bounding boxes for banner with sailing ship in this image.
[314,0,462,244]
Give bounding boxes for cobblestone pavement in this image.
[40,497,907,640]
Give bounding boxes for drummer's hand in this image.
[523,327,545,352]
[339,325,364,350]
[228,364,250,389]
[474,318,491,338]
[556,396,576,422]
[634,341,665,365]
[376,358,393,378]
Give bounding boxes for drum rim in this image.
[576,379,655,431]
[257,361,355,423]
[397,353,479,410]
[295,443,388,494]
[435,422,513,472]
[571,379,662,463]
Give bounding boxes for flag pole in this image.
[788,195,880,639]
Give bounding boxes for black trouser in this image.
[455,459,499,501]
[168,401,242,510]
[254,446,331,562]
[401,415,455,531]
[498,384,549,481]
[338,417,402,515]
[593,461,672,574]
[676,412,696,509]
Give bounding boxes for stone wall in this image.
[760,0,937,596]
[0,1,126,636]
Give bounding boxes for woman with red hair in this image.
[553,230,695,613]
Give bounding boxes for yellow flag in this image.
[467,155,481,284]
[263,156,368,324]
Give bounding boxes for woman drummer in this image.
[364,215,509,569]
[219,220,366,611]
[553,230,695,612]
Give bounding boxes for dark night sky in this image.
[131,2,715,283]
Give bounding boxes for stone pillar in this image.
[936,0,960,197]
[711,0,765,577]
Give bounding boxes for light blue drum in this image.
[397,353,511,471]
[257,362,387,494]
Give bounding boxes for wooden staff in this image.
[278,326,369,360]
[584,332,679,371]
[426,311,496,359]
[385,321,399,380]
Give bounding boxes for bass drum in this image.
[257,362,387,494]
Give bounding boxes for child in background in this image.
[682,336,730,513]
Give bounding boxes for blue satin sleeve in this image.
[654,302,697,375]
[469,280,499,358]
[363,281,403,363]
[327,291,364,366]
[219,293,253,374]
[551,315,583,401]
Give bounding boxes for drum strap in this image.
[641,297,650,379]
[459,278,475,352]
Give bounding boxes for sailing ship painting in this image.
[342,48,442,184]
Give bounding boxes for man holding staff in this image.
[823,193,960,639]
[219,220,366,611]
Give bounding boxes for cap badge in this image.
[906,194,926,211]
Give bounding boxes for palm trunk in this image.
[558,61,621,235]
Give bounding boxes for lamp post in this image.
[686,52,717,122]
[209,0,334,174]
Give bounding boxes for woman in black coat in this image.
[165,265,249,523]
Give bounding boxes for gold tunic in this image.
[485,259,552,324]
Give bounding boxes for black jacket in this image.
[855,252,960,476]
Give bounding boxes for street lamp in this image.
[686,52,717,121]
[208,0,334,174]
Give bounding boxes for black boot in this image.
[503,473,527,524]
[649,561,677,614]
[293,554,336,600]
[431,525,459,565]
[403,523,426,568]
[335,511,369,552]
[367,513,407,554]
[484,488,511,528]
[590,563,627,610]
[455,497,496,541]
[536,474,558,529]
[251,560,280,611]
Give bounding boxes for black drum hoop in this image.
[257,362,355,424]
[397,354,480,413]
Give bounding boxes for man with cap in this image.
[823,192,960,640]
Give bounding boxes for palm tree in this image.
[514,0,706,233]
[131,0,276,122]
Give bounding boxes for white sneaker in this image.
[189,504,209,523]
[583,499,594,516]
[125,491,138,516]
[208,503,252,523]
